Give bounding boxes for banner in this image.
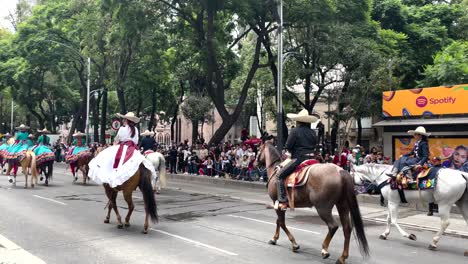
[383,84,468,117]
[393,137,468,168]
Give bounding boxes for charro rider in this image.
[140,130,156,153]
[65,131,89,175]
[276,109,318,210]
[88,112,156,187]
[37,128,51,146]
[30,128,55,174]
[387,126,430,180]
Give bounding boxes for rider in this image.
[30,128,55,174]
[66,131,90,175]
[37,128,51,146]
[88,112,156,187]
[140,130,156,153]
[276,109,318,210]
[387,126,430,179]
[5,124,30,176]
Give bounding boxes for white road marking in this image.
[0,234,46,264]
[33,195,67,205]
[133,195,143,199]
[227,214,321,235]
[150,228,238,256]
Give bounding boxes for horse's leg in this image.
[316,206,339,259]
[268,210,281,245]
[23,163,28,189]
[277,209,300,252]
[123,189,135,227]
[388,201,415,240]
[336,203,351,264]
[379,213,392,240]
[429,203,451,250]
[103,186,114,223]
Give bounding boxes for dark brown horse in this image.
[103,164,158,234]
[257,143,369,264]
[70,154,92,184]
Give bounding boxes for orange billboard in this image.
[394,137,468,163]
[382,84,468,117]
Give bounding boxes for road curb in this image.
[167,173,462,215]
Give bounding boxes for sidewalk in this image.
[166,173,468,238]
[0,234,46,264]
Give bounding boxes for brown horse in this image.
[257,143,369,264]
[103,164,158,234]
[7,150,38,188]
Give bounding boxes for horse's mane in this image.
[265,143,281,164]
[355,163,391,174]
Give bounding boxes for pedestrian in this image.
[169,145,178,173]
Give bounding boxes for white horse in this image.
[145,151,167,193]
[351,163,468,255]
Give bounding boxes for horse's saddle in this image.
[143,150,154,156]
[277,159,319,188]
[394,166,440,190]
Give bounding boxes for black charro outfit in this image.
[277,122,317,204]
[388,139,429,179]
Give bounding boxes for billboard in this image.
[393,137,468,168]
[382,84,468,117]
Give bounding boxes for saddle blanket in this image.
[284,159,319,187]
[391,167,440,190]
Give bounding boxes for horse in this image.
[103,164,158,234]
[67,147,93,184]
[351,163,468,255]
[38,159,54,186]
[6,150,38,188]
[257,143,369,264]
[144,151,167,193]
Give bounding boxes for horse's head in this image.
[257,143,267,167]
[352,163,392,185]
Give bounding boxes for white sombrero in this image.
[286,109,318,123]
[72,131,86,137]
[15,124,30,131]
[141,130,155,137]
[116,112,140,123]
[38,128,51,134]
[407,126,431,136]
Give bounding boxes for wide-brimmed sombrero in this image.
[72,131,86,137]
[116,112,140,123]
[38,128,51,134]
[3,133,11,137]
[407,126,431,136]
[15,124,30,131]
[28,134,36,139]
[286,109,318,123]
[141,130,155,137]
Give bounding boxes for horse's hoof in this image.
[23,186,27,189]
[379,235,387,240]
[40,177,44,181]
[104,219,110,224]
[335,259,345,264]
[8,179,13,183]
[292,244,300,252]
[125,223,130,228]
[322,252,330,259]
[409,234,417,241]
[117,224,124,229]
[428,244,437,251]
[142,230,148,234]
[464,250,468,256]
[268,240,277,245]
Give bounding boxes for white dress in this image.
[88,126,156,187]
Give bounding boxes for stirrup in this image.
[273,200,288,211]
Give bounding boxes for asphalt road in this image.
[0,163,467,264]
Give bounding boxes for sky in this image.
[0,0,19,31]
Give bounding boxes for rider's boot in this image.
[12,164,18,176]
[276,180,288,210]
[386,166,398,177]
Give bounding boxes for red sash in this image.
[113,141,137,169]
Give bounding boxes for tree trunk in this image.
[209,116,234,145]
[357,116,362,146]
[148,85,157,130]
[116,84,126,114]
[100,88,108,144]
[93,94,101,143]
[191,119,198,144]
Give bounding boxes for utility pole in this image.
[85,57,91,144]
[276,0,284,152]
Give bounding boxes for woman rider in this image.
[30,128,55,174]
[66,131,91,175]
[0,133,12,170]
[276,109,318,210]
[88,112,156,187]
[387,126,430,179]
[5,124,31,177]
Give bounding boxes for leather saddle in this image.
[396,165,436,189]
[277,158,319,188]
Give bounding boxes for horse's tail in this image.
[48,160,54,181]
[139,165,158,223]
[341,169,369,257]
[29,151,38,177]
[158,154,167,188]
